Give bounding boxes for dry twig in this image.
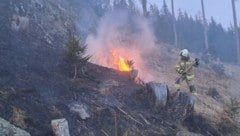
[117,107,143,126]
[138,113,151,125]
[101,129,109,136]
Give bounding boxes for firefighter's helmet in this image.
[179,49,189,57]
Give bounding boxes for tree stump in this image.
[51,118,70,136]
[146,81,169,111]
[129,69,138,80]
[174,91,196,117]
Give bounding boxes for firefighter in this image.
[175,49,199,94]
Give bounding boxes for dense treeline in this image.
[150,0,238,63]
[86,0,240,64]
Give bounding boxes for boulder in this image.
[0,117,30,136]
[11,15,29,31]
[51,118,70,136]
[146,81,169,109]
[69,103,91,120]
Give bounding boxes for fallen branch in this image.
[161,121,176,130]
[138,78,146,87]
[101,129,109,136]
[134,77,146,87]
[117,107,143,126]
[138,113,151,125]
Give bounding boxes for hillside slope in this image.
[1,44,240,136]
[0,0,240,135]
[0,62,185,136]
[145,44,240,135]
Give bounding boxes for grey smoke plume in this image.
[86,9,157,81]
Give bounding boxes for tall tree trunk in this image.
[201,0,209,53]
[171,0,178,47]
[231,0,240,64]
[141,0,147,17]
[74,64,77,79]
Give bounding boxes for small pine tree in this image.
[64,35,91,79]
[229,97,240,118]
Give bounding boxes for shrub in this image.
[64,34,91,79]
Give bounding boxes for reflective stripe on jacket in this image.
[176,58,195,80]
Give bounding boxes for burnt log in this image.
[146,82,169,110]
[129,69,138,80]
[173,92,196,117]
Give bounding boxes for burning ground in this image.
[86,10,158,82]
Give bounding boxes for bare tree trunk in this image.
[201,0,209,53]
[74,64,77,79]
[231,0,240,64]
[141,0,147,17]
[171,0,178,47]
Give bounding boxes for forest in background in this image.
[1,0,239,64]
[79,0,239,64]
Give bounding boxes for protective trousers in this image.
[175,76,196,93]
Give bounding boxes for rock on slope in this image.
[0,117,30,136]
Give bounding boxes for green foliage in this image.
[65,36,81,64]
[64,35,91,78]
[150,3,174,44]
[148,3,239,64]
[229,97,240,118]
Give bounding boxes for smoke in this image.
[86,9,157,81]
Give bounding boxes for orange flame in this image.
[119,56,131,71]
[111,50,132,72]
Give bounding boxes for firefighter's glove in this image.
[195,58,199,66]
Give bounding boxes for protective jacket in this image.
[175,56,199,93]
[176,57,197,80]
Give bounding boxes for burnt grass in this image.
[0,61,236,136]
[0,62,158,136]
[183,114,221,136]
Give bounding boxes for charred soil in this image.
[0,62,231,136]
